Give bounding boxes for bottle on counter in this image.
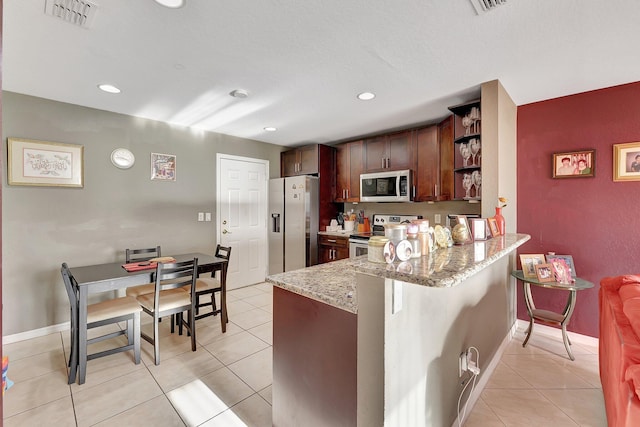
[407,233,422,258]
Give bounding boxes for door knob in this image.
[223,220,227,225]
[223,229,231,234]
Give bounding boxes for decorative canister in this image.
[407,233,422,258]
[411,219,430,233]
[368,236,389,263]
[395,240,413,262]
[417,231,432,256]
[384,223,408,246]
[407,223,419,235]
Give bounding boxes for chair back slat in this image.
[126,246,161,263]
[151,258,198,312]
[215,245,232,262]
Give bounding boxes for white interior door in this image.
[217,154,268,289]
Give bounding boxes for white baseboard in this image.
[2,322,70,345]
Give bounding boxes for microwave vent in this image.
[44,0,98,28]
[469,0,508,15]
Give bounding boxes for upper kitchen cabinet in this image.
[413,124,452,202]
[335,140,363,202]
[363,130,414,172]
[281,144,322,176]
[448,99,482,201]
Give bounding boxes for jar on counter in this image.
[417,231,432,256]
[368,236,389,263]
[384,223,408,246]
[411,219,430,233]
[407,233,422,258]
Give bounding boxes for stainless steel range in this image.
[349,214,422,259]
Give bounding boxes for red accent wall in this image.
[517,81,640,337]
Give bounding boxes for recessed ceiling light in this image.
[264,127,277,132]
[154,0,185,8]
[98,84,121,94]
[229,89,249,98]
[357,92,376,101]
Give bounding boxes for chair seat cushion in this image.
[137,288,191,312]
[126,283,155,298]
[88,296,141,324]
[196,278,221,292]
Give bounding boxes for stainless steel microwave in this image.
[360,169,412,202]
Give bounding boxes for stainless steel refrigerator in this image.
[269,175,319,274]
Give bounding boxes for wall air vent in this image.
[469,0,507,15]
[45,0,98,28]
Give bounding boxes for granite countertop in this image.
[318,230,353,237]
[267,233,531,314]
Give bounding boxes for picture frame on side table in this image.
[470,218,488,240]
[7,137,84,187]
[613,141,640,182]
[519,254,546,279]
[535,263,555,283]
[487,217,500,237]
[546,254,576,278]
[151,153,176,181]
[552,149,595,178]
[551,260,573,284]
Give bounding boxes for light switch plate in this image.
[434,214,441,224]
[198,212,204,222]
[205,212,212,222]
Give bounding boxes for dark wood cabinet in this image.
[281,145,320,176]
[335,140,363,202]
[363,130,414,172]
[318,234,349,263]
[413,126,440,201]
[438,116,454,201]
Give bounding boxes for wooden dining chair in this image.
[136,258,198,365]
[61,263,142,385]
[125,246,161,298]
[194,245,231,332]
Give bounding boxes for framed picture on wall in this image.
[151,153,176,181]
[613,141,640,182]
[7,137,84,187]
[552,149,595,178]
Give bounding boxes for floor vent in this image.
[44,0,98,28]
[469,0,507,15]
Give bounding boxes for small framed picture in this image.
[551,260,573,284]
[519,254,546,279]
[552,149,595,178]
[487,217,500,237]
[613,141,640,182]
[534,263,555,282]
[151,153,176,181]
[545,254,576,278]
[470,218,488,240]
[453,215,472,243]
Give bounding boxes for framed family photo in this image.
[519,254,546,279]
[535,264,555,283]
[487,217,500,237]
[552,149,595,178]
[613,141,640,182]
[546,254,576,278]
[7,137,84,187]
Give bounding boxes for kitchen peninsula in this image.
[267,233,530,427]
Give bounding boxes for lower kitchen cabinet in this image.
[318,234,349,263]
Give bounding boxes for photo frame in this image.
[487,217,500,237]
[551,260,573,284]
[519,254,546,279]
[470,218,488,240]
[552,149,595,178]
[613,142,640,182]
[546,254,576,278]
[454,215,472,244]
[534,263,555,283]
[151,153,176,181]
[7,137,84,187]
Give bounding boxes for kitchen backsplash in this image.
[343,201,481,227]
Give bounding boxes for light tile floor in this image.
[3,282,606,426]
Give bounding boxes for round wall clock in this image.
[110,148,135,169]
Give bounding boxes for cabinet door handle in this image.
[386,158,389,168]
[412,185,416,198]
[381,158,385,169]
[328,239,337,243]
[346,188,349,199]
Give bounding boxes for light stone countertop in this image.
[318,230,353,237]
[267,233,531,314]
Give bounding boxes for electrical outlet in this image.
[459,350,470,377]
[434,214,441,224]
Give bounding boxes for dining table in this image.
[68,252,228,384]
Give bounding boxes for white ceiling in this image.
[4,0,640,147]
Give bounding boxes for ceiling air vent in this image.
[45,0,98,28]
[469,0,507,15]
